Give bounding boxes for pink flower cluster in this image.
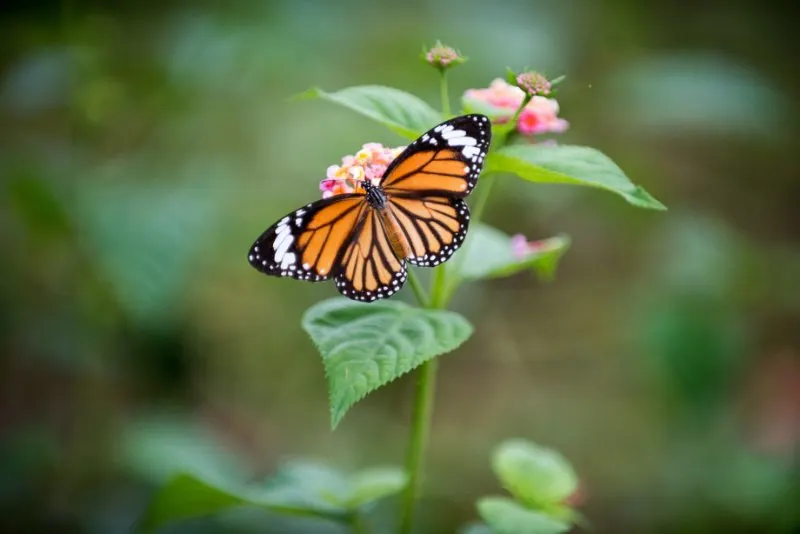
[320,143,405,198]
[463,78,568,136]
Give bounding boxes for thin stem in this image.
[398,267,448,534]
[406,269,429,307]
[398,357,438,534]
[509,94,532,125]
[428,264,448,309]
[439,70,451,118]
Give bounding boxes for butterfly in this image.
[248,114,492,302]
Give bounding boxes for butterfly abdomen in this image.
[378,207,413,261]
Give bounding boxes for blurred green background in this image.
[1,1,798,533]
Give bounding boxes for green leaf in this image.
[138,472,350,533]
[345,466,408,509]
[265,461,406,511]
[262,460,352,511]
[138,473,249,533]
[477,497,570,534]
[119,413,245,487]
[484,144,666,210]
[492,439,578,509]
[449,224,570,282]
[302,298,473,428]
[295,85,442,139]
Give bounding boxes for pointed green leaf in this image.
[302,298,473,428]
[449,224,570,281]
[295,85,441,139]
[477,497,570,534]
[138,473,250,533]
[492,439,578,509]
[484,144,666,210]
[345,466,409,509]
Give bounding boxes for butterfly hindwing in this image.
[386,196,470,267]
[333,208,407,302]
[380,114,491,197]
[248,194,366,282]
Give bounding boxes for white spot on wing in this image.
[463,145,481,158]
[273,222,293,260]
[447,136,477,147]
[280,252,296,269]
[441,128,466,140]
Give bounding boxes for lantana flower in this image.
[320,143,405,198]
[463,78,568,137]
[515,71,552,97]
[422,41,466,71]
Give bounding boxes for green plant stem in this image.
[406,269,429,307]
[510,94,532,124]
[440,70,451,118]
[398,355,438,534]
[495,94,531,145]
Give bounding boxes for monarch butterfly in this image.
[248,114,492,302]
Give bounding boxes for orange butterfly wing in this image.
[380,114,490,197]
[378,114,491,266]
[248,194,366,281]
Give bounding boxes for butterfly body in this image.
[363,180,388,209]
[249,114,491,302]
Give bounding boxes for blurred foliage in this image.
[1,1,798,533]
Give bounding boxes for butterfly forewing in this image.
[380,114,491,197]
[248,194,366,281]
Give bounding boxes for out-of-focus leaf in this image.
[485,144,665,210]
[119,413,244,486]
[492,439,578,510]
[302,298,473,428]
[261,461,406,512]
[136,452,405,532]
[295,85,442,138]
[477,497,570,534]
[449,224,570,282]
[345,467,408,509]
[259,461,351,512]
[74,176,226,330]
[138,472,350,534]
